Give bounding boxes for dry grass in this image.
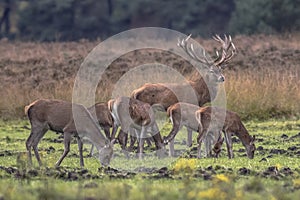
[0,33,299,120]
[225,68,300,119]
[2,67,299,121]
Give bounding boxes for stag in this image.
[163,102,223,157]
[195,106,256,159]
[108,96,165,159]
[132,34,236,147]
[25,99,114,167]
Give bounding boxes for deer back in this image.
[88,103,113,128]
[26,99,72,133]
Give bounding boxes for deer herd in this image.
[25,34,256,168]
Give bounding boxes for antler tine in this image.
[222,36,237,65]
[185,34,192,42]
[190,44,212,65]
[213,34,237,67]
[212,34,222,42]
[178,34,213,66]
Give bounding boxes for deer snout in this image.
[218,75,225,82]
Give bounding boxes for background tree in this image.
[0,0,11,37]
[0,0,298,41]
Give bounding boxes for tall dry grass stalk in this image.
[225,68,300,120]
[0,80,74,120]
[2,67,298,121]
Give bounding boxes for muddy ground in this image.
[1,131,299,182]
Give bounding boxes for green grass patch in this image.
[0,119,300,199]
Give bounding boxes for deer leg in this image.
[146,137,152,147]
[118,129,129,158]
[55,132,72,167]
[163,122,181,144]
[128,128,137,152]
[88,144,94,157]
[169,139,175,157]
[205,131,213,157]
[128,136,137,152]
[197,128,207,158]
[77,137,84,167]
[26,123,48,167]
[25,134,33,166]
[110,125,118,141]
[165,124,181,157]
[186,127,193,147]
[137,127,146,159]
[151,123,163,148]
[213,131,224,158]
[151,123,166,158]
[117,129,128,150]
[224,131,233,159]
[103,126,111,141]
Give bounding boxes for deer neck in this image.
[190,78,218,106]
[81,122,107,151]
[234,123,251,147]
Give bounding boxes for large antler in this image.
[178,34,236,69]
[212,34,236,67]
[177,34,214,68]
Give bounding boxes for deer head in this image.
[98,139,115,166]
[245,135,256,159]
[178,34,236,83]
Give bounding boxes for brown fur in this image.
[88,102,114,139]
[195,106,256,159]
[109,96,165,159]
[25,99,113,167]
[84,102,115,156]
[131,75,218,111]
[164,102,222,157]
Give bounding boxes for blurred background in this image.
[0,0,299,41]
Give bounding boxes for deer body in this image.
[88,102,114,140]
[164,102,222,157]
[108,96,165,159]
[131,78,218,112]
[25,99,114,167]
[132,34,236,148]
[86,102,115,156]
[195,106,256,159]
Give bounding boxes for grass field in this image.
[0,119,299,200]
[0,34,300,199]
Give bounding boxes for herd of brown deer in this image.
[25,34,256,168]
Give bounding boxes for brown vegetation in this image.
[0,33,299,120]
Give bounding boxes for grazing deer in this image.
[87,102,116,156]
[163,102,223,157]
[195,106,256,159]
[25,99,114,167]
[108,96,165,159]
[206,131,224,158]
[132,34,236,147]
